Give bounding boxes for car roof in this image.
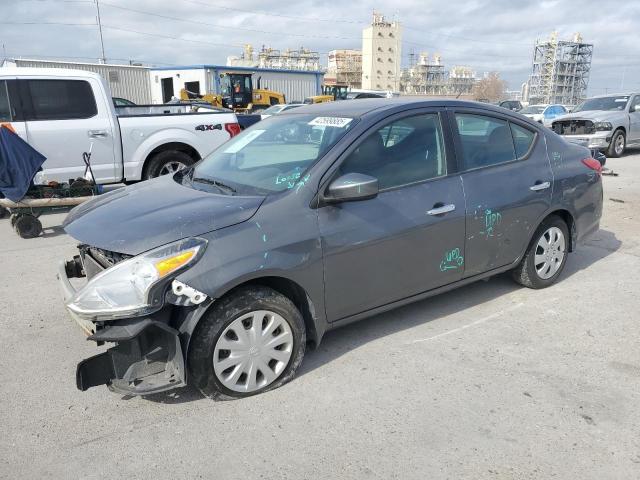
[280,98,521,118]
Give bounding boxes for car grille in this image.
[88,247,132,269]
[552,120,595,135]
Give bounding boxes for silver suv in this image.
[551,94,640,157]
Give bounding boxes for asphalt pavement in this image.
[1,153,639,479]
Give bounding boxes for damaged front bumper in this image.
[57,257,194,396]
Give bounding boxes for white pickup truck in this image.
[0,68,240,183]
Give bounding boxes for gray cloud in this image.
[1,0,638,94]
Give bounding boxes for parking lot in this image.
[0,153,639,479]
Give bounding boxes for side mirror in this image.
[324,173,379,204]
[631,104,639,113]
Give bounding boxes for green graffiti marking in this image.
[295,174,311,193]
[480,208,502,237]
[440,247,464,272]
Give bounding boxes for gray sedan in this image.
[59,99,604,399]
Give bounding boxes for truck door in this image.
[18,77,119,183]
[0,80,28,141]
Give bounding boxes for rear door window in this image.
[22,79,97,120]
[455,114,516,169]
[0,81,11,121]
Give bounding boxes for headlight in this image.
[67,238,207,320]
[594,122,613,131]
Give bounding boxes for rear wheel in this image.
[607,129,625,158]
[512,215,569,289]
[143,150,195,180]
[188,286,306,400]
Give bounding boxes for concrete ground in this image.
[1,153,639,479]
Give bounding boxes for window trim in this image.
[319,107,454,196]
[447,108,538,174]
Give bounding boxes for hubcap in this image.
[534,226,566,280]
[159,161,187,176]
[213,310,294,393]
[615,135,624,155]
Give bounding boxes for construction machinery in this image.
[304,84,349,104]
[180,72,284,113]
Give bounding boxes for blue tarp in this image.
[0,126,47,202]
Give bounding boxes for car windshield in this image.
[521,105,545,114]
[190,114,358,195]
[261,105,285,115]
[574,96,630,112]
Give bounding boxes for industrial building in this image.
[227,45,321,72]
[400,55,476,97]
[361,11,402,92]
[1,58,152,104]
[149,65,323,104]
[325,49,362,88]
[526,32,593,106]
[402,53,447,95]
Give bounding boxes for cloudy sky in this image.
[2,0,639,95]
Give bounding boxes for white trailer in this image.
[150,65,323,105]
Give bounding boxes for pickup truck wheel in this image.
[143,150,195,180]
[607,129,625,158]
[14,214,42,239]
[512,215,569,289]
[188,286,306,400]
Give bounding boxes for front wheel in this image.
[188,286,306,400]
[512,215,569,289]
[607,129,625,158]
[143,150,195,180]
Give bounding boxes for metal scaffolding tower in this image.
[528,32,593,106]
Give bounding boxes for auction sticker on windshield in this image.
[224,129,265,153]
[308,117,353,128]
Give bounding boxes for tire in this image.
[188,286,306,400]
[14,215,42,239]
[511,215,569,289]
[143,150,195,180]
[607,129,625,158]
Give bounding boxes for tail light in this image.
[224,123,241,138]
[581,157,602,174]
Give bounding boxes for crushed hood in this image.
[63,174,264,255]
[553,110,626,122]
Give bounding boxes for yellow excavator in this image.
[180,72,284,113]
[304,84,349,104]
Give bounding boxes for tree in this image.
[473,72,507,102]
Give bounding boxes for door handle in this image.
[427,203,456,216]
[88,129,108,138]
[530,181,551,191]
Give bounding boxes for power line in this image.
[179,0,365,24]
[99,2,361,40]
[0,21,96,26]
[101,24,244,49]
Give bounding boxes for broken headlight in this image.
[593,122,613,131]
[67,238,207,321]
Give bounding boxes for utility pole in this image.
[95,0,106,64]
